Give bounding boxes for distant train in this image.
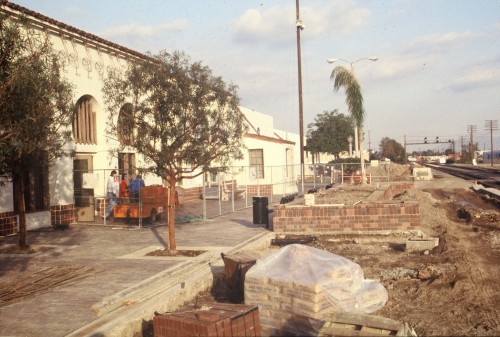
[481,150,500,164]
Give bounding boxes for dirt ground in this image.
[169,166,499,337]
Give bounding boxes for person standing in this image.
[105,170,118,219]
[128,174,145,202]
[119,173,129,198]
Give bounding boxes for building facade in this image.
[0,2,300,234]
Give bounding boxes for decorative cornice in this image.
[1,1,156,63]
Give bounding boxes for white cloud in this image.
[403,31,475,55]
[231,0,370,45]
[451,67,499,92]
[101,20,189,39]
[372,56,432,80]
[231,7,294,45]
[434,84,445,92]
[245,65,276,77]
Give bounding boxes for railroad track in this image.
[423,163,500,203]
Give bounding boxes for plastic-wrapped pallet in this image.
[244,244,388,336]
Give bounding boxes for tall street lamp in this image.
[327,57,379,70]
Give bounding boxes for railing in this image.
[72,162,398,224]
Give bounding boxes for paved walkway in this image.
[0,204,271,337]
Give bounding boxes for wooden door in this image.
[73,155,95,222]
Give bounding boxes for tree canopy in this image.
[0,15,75,248]
[103,50,247,250]
[379,137,405,163]
[306,110,354,158]
[330,66,365,127]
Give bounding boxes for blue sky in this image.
[13,0,500,152]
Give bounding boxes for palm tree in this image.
[330,66,367,184]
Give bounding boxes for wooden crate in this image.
[154,303,261,337]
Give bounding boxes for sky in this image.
[13,0,500,152]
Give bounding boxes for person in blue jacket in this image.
[128,174,145,202]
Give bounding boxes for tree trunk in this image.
[359,127,367,185]
[14,172,28,249]
[167,178,177,251]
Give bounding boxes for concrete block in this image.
[412,168,433,181]
[304,194,315,205]
[405,237,439,251]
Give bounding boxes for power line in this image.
[467,124,477,163]
[485,120,498,167]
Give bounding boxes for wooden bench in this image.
[221,180,246,201]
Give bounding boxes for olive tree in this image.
[306,110,355,160]
[103,50,246,251]
[0,15,74,249]
[379,137,405,163]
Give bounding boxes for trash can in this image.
[252,196,268,226]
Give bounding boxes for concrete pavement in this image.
[0,204,274,337]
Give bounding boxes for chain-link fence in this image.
[72,162,397,224]
[73,168,165,227]
[199,161,397,219]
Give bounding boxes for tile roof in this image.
[1,1,155,62]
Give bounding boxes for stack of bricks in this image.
[244,245,388,336]
[245,276,335,336]
[153,303,261,337]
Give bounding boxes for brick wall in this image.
[50,204,75,227]
[0,211,17,236]
[246,184,272,196]
[381,182,414,200]
[273,183,420,234]
[182,186,202,202]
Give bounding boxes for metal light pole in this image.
[296,0,305,191]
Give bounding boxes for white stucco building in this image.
[0,2,300,233]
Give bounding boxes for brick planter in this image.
[273,183,420,234]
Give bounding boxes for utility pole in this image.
[403,135,407,164]
[368,130,371,153]
[460,136,464,162]
[485,120,498,167]
[295,0,305,190]
[467,125,477,164]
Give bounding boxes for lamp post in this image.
[327,57,379,70]
[347,135,353,158]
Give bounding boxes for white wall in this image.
[0,183,14,213]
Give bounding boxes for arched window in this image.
[73,96,97,144]
[118,103,135,146]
